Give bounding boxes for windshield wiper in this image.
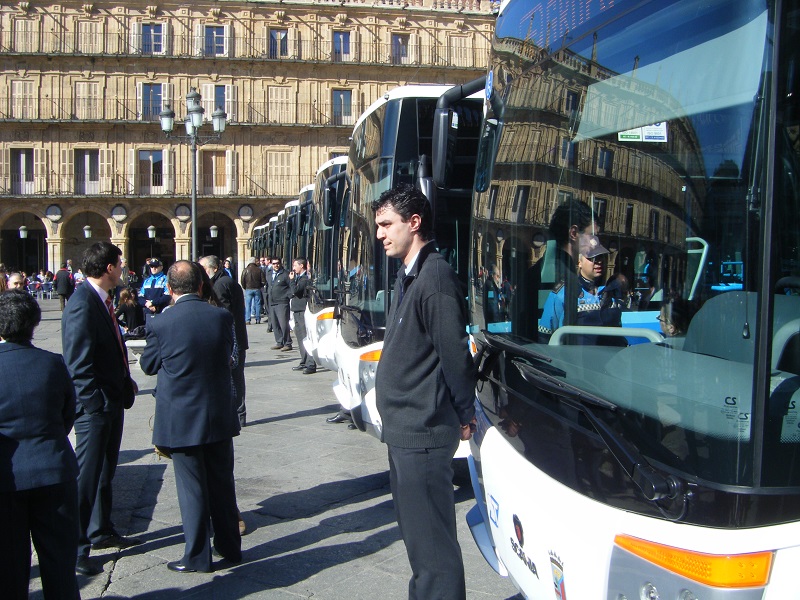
[480,331,566,378]
[512,359,683,504]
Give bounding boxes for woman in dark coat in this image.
[0,290,80,599]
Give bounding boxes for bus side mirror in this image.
[432,107,456,188]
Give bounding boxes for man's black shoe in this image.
[166,561,198,573]
[326,413,351,424]
[92,533,143,550]
[281,345,293,351]
[348,423,357,430]
[303,367,317,375]
[76,556,102,576]
[292,364,306,371]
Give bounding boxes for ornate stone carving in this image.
[147,5,158,18]
[18,1,30,14]
[210,7,221,19]
[275,10,286,23]
[79,131,95,142]
[82,3,93,15]
[336,12,348,24]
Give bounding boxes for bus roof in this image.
[315,155,348,177]
[252,223,268,232]
[268,216,278,223]
[299,184,314,195]
[353,84,483,132]
[284,199,300,209]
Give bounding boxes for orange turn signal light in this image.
[360,349,382,362]
[615,534,772,588]
[317,311,335,320]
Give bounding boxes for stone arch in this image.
[0,209,48,274]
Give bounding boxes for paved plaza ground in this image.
[26,297,521,599]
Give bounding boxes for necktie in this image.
[397,267,407,306]
[106,293,129,369]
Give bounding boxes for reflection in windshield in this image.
[471,0,800,490]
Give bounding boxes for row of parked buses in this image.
[252,0,800,593]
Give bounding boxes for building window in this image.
[650,209,660,240]
[557,190,574,205]
[512,185,529,224]
[268,86,293,123]
[593,197,607,230]
[597,147,614,177]
[11,80,35,119]
[560,138,577,167]
[391,34,409,64]
[75,149,100,195]
[13,19,36,53]
[333,31,351,62]
[269,29,289,59]
[74,82,100,120]
[201,150,235,195]
[139,150,163,193]
[11,149,34,195]
[449,36,469,67]
[565,90,580,115]
[665,215,672,244]
[205,26,225,57]
[142,23,163,54]
[141,84,162,121]
[625,203,634,235]
[487,185,498,220]
[76,21,99,54]
[332,90,353,126]
[267,151,293,195]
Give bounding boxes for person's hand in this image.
[460,418,477,441]
[288,271,295,279]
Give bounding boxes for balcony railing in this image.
[0,33,487,69]
[0,172,313,199]
[0,97,367,127]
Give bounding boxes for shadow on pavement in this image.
[245,403,340,427]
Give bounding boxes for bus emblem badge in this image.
[549,552,567,599]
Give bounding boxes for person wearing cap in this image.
[539,232,625,345]
[139,259,170,314]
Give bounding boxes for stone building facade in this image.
[0,0,493,274]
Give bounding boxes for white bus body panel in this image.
[476,426,800,599]
[303,305,337,371]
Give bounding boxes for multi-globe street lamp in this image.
[159,87,227,260]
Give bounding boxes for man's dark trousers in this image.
[387,440,465,600]
[233,349,246,426]
[269,302,291,346]
[171,439,241,572]
[292,310,315,369]
[73,406,125,557]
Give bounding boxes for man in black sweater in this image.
[372,185,476,600]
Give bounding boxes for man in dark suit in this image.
[289,257,316,374]
[0,290,80,598]
[199,255,248,427]
[267,257,292,350]
[61,242,141,577]
[140,261,242,573]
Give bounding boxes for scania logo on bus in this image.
[509,515,538,578]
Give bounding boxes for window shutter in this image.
[163,147,175,193]
[61,148,74,194]
[162,22,173,56]
[136,82,143,120]
[409,34,418,64]
[100,149,114,193]
[225,85,237,122]
[194,24,204,57]
[201,83,215,121]
[226,149,238,194]
[130,21,142,53]
[224,24,233,58]
[352,30,359,62]
[288,27,296,59]
[33,148,50,194]
[162,82,173,111]
[127,148,137,194]
[0,147,10,190]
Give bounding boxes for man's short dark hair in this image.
[168,260,202,295]
[0,290,41,344]
[371,184,433,241]
[293,257,307,268]
[549,199,596,246]
[200,255,221,271]
[82,242,122,278]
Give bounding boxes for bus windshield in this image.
[471,0,800,491]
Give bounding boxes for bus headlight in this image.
[358,349,381,398]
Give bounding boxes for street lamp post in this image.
[159,88,227,261]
